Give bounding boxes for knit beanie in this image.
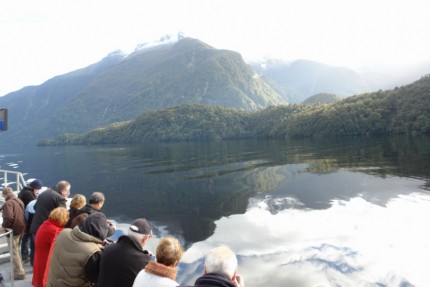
[29,179,43,190]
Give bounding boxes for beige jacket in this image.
[47,226,103,287]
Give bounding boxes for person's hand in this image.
[233,274,245,287]
[0,228,6,233]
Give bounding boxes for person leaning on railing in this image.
[46,212,110,287]
[29,180,71,266]
[32,207,69,287]
[18,178,42,264]
[0,187,26,280]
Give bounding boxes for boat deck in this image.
[0,234,32,287]
[0,261,32,287]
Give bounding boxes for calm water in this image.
[1,135,430,286]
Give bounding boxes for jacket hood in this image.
[79,212,109,241]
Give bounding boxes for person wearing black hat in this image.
[97,218,154,287]
[18,179,42,207]
[46,212,110,287]
[18,178,42,263]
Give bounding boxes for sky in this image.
[1,0,430,96]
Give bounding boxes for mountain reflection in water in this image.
[0,135,429,286]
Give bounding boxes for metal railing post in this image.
[0,229,14,287]
[8,230,13,287]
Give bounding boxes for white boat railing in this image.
[0,170,27,193]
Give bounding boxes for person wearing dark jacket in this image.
[30,180,70,235]
[74,192,115,236]
[18,179,41,206]
[47,212,110,287]
[194,246,245,287]
[98,218,154,287]
[1,187,26,280]
[75,191,105,216]
[18,178,42,263]
[29,180,70,266]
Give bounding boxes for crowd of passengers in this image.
[1,179,245,287]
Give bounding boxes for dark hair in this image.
[89,192,105,204]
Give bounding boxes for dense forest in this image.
[40,75,430,145]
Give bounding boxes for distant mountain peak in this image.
[133,32,186,53]
[104,49,127,59]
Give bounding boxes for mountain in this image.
[0,37,286,146]
[0,53,125,145]
[42,75,430,145]
[250,59,376,103]
[278,74,430,137]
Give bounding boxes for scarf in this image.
[144,260,177,280]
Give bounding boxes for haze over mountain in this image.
[250,59,430,103]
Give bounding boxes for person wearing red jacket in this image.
[32,207,69,287]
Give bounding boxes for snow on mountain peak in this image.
[134,32,185,53]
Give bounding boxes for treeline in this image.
[39,75,430,145]
[280,75,430,137]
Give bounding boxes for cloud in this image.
[179,191,430,286]
[1,0,430,96]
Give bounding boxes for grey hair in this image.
[55,180,71,192]
[204,245,238,278]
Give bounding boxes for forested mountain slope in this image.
[278,74,430,137]
[41,75,430,145]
